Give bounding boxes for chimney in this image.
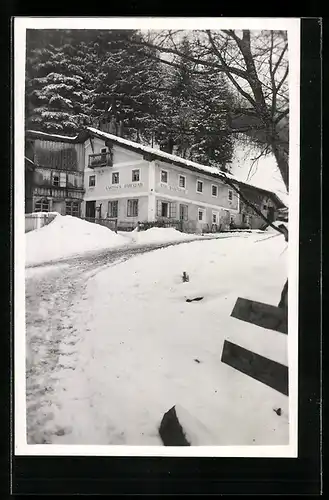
[159,134,174,154]
[98,101,124,138]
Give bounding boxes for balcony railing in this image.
[88,152,113,168]
[33,186,85,199]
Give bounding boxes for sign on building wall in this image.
[159,182,187,193]
[105,182,144,191]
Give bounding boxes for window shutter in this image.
[157,200,162,217]
[60,172,66,187]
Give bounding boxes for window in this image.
[127,199,139,217]
[178,175,186,188]
[108,200,118,218]
[52,173,59,186]
[59,172,67,187]
[34,198,49,212]
[212,184,218,197]
[68,173,82,188]
[228,190,233,201]
[161,170,168,183]
[132,169,140,182]
[212,212,219,224]
[169,203,177,218]
[41,170,51,182]
[198,208,205,221]
[89,175,96,187]
[179,204,188,221]
[196,180,203,193]
[65,201,80,217]
[100,148,107,153]
[157,200,177,219]
[112,172,120,184]
[263,204,268,210]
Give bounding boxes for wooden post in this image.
[278,280,288,310]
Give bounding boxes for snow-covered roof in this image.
[25,127,286,207]
[86,126,237,182]
[86,127,286,207]
[26,129,80,143]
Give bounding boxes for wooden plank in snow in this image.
[159,406,191,446]
[230,297,288,334]
[221,340,289,396]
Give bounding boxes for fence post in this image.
[115,219,118,234]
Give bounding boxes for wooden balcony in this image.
[88,152,112,168]
[33,185,85,199]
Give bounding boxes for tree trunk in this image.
[270,140,289,192]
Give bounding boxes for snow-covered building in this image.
[25,130,85,216]
[25,156,35,214]
[25,127,286,232]
[80,127,285,232]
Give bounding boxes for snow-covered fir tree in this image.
[25,30,98,134]
[153,36,234,171]
[25,29,234,170]
[90,30,162,144]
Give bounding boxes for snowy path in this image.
[25,237,237,444]
[26,231,289,447]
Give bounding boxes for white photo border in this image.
[15,16,300,458]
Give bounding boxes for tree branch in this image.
[276,66,289,94]
[274,108,289,124]
[269,31,277,120]
[206,30,256,107]
[247,144,272,181]
[273,43,288,75]
[133,36,251,80]
[137,48,213,75]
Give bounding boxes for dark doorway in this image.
[86,201,96,218]
[161,202,169,217]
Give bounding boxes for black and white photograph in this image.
[14,17,300,457]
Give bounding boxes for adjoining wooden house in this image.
[233,182,286,230]
[25,156,35,214]
[25,125,286,232]
[25,130,86,216]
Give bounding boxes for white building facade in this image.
[82,128,240,232]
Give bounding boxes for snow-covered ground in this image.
[26,229,289,446]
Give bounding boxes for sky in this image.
[230,140,289,207]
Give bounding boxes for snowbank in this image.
[129,227,203,245]
[25,215,129,266]
[26,211,61,217]
[48,231,289,446]
[26,216,245,267]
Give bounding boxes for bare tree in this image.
[134,29,289,191]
